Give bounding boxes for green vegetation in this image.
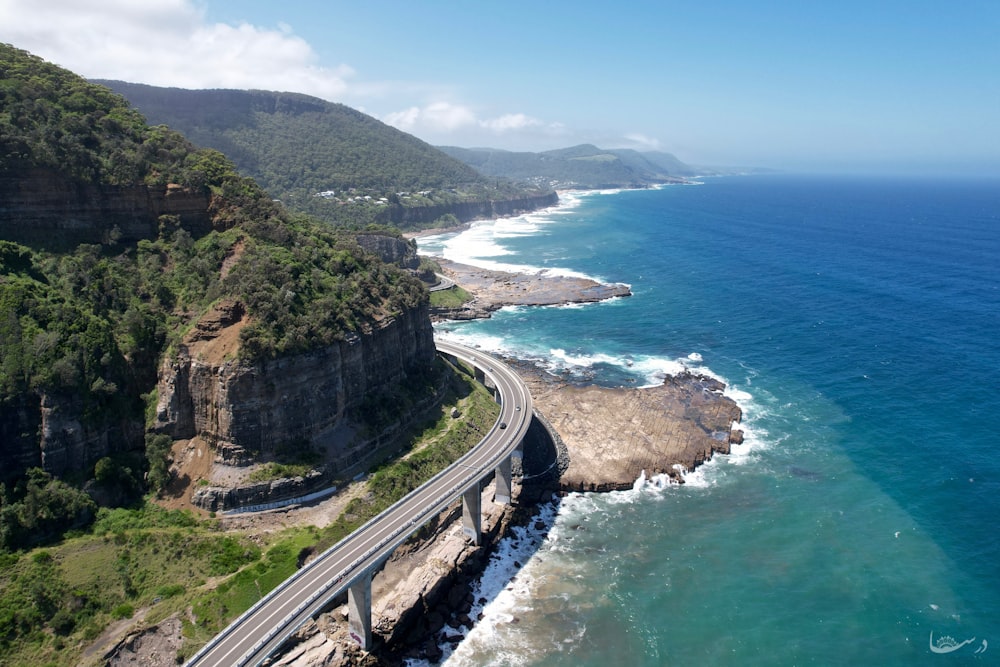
[429,285,473,309]
[438,143,696,189]
[0,44,429,498]
[0,502,262,666]
[1,45,245,191]
[0,469,97,552]
[246,463,313,483]
[96,81,550,229]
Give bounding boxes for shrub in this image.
[110,603,134,620]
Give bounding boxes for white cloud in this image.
[623,133,662,150]
[382,105,555,140]
[0,0,569,150]
[423,102,479,131]
[384,102,478,132]
[0,0,353,98]
[481,113,543,132]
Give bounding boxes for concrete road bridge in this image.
[185,339,532,667]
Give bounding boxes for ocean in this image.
[416,174,1000,666]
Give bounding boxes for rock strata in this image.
[0,168,213,251]
[154,303,435,462]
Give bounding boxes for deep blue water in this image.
[417,175,1000,665]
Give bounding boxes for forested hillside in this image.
[0,43,427,515]
[439,144,697,189]
[96,81,551,228]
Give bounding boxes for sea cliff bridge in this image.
[185,339,533,666]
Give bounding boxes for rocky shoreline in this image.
[264,255,743,665]
[262,258,743,664]
[430,259,632,320]
[106,258,743,666]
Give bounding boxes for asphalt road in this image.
[185,339,532,667]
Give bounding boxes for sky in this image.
[2,0,999,174]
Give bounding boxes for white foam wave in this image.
[431,502,560,666]
[415,195,612,282]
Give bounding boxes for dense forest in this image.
[0,44,427,542]
[96,81,548,228]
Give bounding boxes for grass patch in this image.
[429,285,472,308]
[186,527,318,643]
[246,462,314,483]
[0,501,261,666]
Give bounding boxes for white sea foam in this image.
[427,502,561,666]
[415,194,610,282]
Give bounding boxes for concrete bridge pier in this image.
[494,454,513,505]
[348,570,373,650]
[462,485,482,544]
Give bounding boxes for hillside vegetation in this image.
[439,143,698,189]
[0,43,426,505]
[96,81,549,228]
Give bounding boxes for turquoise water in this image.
[418,175,1000,665]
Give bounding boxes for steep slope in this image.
[96,81,555,228]
[0,45,434,500]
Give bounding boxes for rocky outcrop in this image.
[430,259,632,321]
[384,192,559,228]
[354,233,420,270]
[523,368,744,492]
[105,615,185,667]
[191,470,327,513]
[153,303,436,471]
[0,168,212,250]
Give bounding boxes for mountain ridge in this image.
[438,143,698,189]
[95,80,554,229]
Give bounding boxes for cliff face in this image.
[385,192,559,227]
[153,303,436,463]
[0,390,143,480]
[0,168,212,250]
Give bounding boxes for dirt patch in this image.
[104,615,184,667]
[219,238,245,280]
[156,437,212,515]
[184,298,247,366]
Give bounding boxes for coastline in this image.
[110,200,745,666]
[429,258,632,321]
[423,238,744,490]
[250,261,746,666]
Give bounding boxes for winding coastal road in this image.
[185,339,532,667]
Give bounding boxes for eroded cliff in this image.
[0,168,213,250]
[153,299,436,476]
